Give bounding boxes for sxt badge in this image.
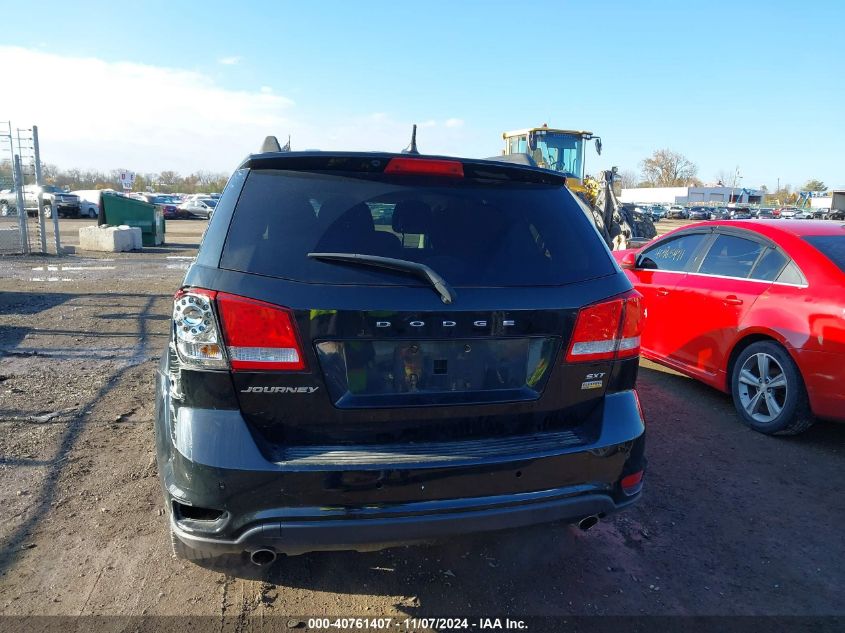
[580,372,606,390]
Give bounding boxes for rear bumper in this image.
[155,363,645,555]
[170,487,638,556]
[793,348,845,422]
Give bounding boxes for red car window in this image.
[805,236,845,273]
[639,233,708,271]
[698,235,764,278]
[750,248,788,281]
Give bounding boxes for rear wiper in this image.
[307,252,455,304]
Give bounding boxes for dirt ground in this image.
[0,219,843,630]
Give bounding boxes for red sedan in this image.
[614,220,845,435]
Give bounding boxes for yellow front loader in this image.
[500,125,654,249]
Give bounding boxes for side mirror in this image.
[620,252,637,270]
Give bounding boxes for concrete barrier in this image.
[78,225,143,252]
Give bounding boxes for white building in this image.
[620,186,765,205]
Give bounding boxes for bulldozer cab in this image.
[502,126,600,186]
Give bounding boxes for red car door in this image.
[669,232,780,386]
[628,231,712,360]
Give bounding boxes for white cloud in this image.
[1,46,293,172]
[445,118,464,128]
[0,47,479,172]
[217,55,242,65]
[308,113,471,157]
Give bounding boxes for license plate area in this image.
[316,337,558,408]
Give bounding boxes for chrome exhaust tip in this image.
[250,549,277,566]
[577,515,599,531]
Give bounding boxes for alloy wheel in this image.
[737,353,788,423]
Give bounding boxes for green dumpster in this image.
[99,193,165,246]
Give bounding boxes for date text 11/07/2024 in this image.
[305,617,528,630]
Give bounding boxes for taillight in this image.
[384,157,464,178]
[565,291,643,363]
[215,292,305,371]
[620,470,644,496]
[172,289,305,371]
[172,288,227,369]
[617,292,643,359]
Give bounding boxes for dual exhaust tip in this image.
[250,549,277,566]
[577,515,600,531]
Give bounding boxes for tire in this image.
[169,527,220,562]
[87,207,97,218]
[0,202,9,216]
[730,341,815,435]
[43,205,53,219]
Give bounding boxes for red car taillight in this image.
[172,289,305,371]
[565,291,644,363]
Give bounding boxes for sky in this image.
[1,0,843,190]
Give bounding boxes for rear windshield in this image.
[220,169,613,287]
[805,235,845,273]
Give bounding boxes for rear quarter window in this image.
[219,169,614,287]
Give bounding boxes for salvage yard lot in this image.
[0,219,843,621]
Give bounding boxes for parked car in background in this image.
[158,150,647,564]
[138,193,183,219]
[793,209,814,220]
[178,195,217,219]
[648,205,667,220]
[614,220,845,435]
[688,206,710,220]
[779,207,799,219]
[0,184,80,218]
[667,205,688,219]
[729,207,753,220]
[755,208,776,219]
[828,209,845,221]
[72,189,116,218]
[710,207,731,220]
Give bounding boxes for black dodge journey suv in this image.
[155,150,647,566]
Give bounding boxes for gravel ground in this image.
[0,221,843,631]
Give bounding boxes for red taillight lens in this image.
[617,293,644,359]
[566,298,623,362]
[215,292,305,371]
[384,157,464,178]
[565,291,643,362]
[621,470,644,496]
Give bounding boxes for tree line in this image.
[616,149,826,205]
[0,160,228,195]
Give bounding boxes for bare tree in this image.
[640,149,698,187]
[619,170,639,189]
[715,169,737,187]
